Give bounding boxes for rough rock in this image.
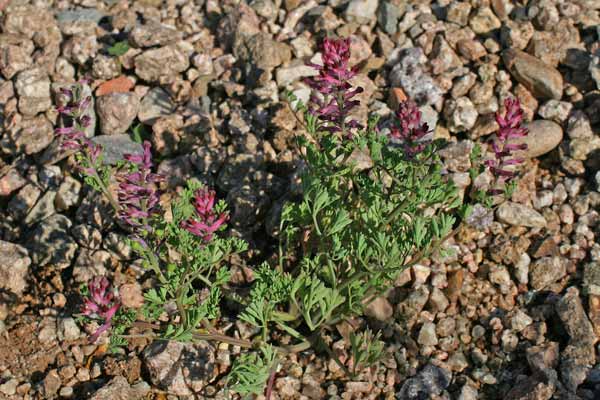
[138,87,175,124]
[443,97,478,133]
[502,49,563,100]
[556,287,597,345]
[15,67,52,116]
[389,48,443,106]
[96,93,140,135]
[496,202,547,228]
[27,214,77,268]
[469,7,501,34]
[1,114,54,155]
[0,240,31,295]
[129,21,182,48]
[135,45,189,82]
[91,135,143,165]
[143,340,216,396]
[90,376,150,400]
[396,364,451,400]
[345,0,378,24]
[529,257,567,290]
[364,296,394,321]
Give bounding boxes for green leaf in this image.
[108,41,129,56]
[227,346,278,395]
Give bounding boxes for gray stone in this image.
[396,364,451,400]
[496,202,547,228]
[91,134,143,165]
[90,376,150,400]
[566,110,593,139]
[377,1,404,35]
[135,45,189,82]
[24,189,56,225]
[57,8,105,35]
[0,114,54,156]
[55,176,82,211]
[502,48,563,100]
[58,317,81,341]
[144,340,216,396]
[0,240,30,295]
[537,100,572,124]
[500,20,534,50]
[569,136,600,161]
[15,67,51,116]
[138,87,175,125]
[235,32,292,73]
[72,249,112,283]
[27,214,77,268]
[130,21,182,48]
[443,97,478,133]
[346,0,378,24]
[417,322,438,346]
[529,256,567,290]
[275,61,318,86]
[556,287,597,345]
[96,93,140,135]
[217,153,263,192]
[584,262,600,295]
[92,55,121,80]
[469,7,501,34]
[591,52,600,90]
[389,48,443,106]
[511,309,533,332]
[0,40,33,79]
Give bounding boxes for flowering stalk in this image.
[485,98,528,194]
[55,81,120,212]
[82,276,121,343]
[390,100,431,157]
[305,37,363,137]
[181,188,229,242]
[117,141,163,232]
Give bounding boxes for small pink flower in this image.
[305,37,364,136]
[486,98,529,193]
[181,188,229,242]
[117,141,163,230]
[82,276,120,343]
[390,100,431,157]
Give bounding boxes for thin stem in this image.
[86,155,121,213]
[265,368,276,400]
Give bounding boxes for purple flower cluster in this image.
[82,276,120,343]
[485,98,528,193]
[181,188,229,242]
[305,37,363,136]
[390,100,431,157]
[117,141,163,230]
[55,82,102,174]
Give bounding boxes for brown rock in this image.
[457,39,487,61]
[446,269,464,304]
[502,48,563,100]
[96,76,134,97]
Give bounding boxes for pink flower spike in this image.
[82,276,120,343]
[486,97,529,192]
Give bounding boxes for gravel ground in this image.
[0,0,599,399]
